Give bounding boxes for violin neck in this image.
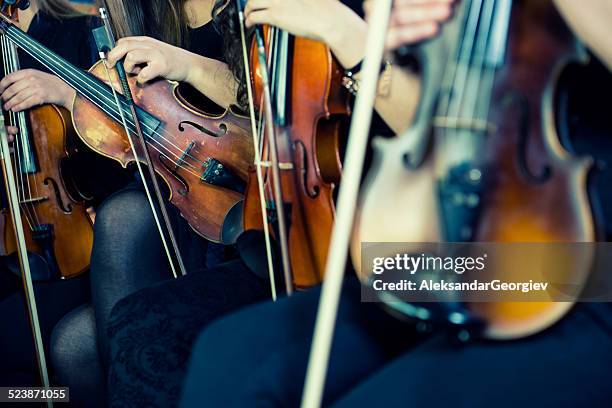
[0,34,37,174]
[1,23,96,103]
[0,20,162,143]
[268,27,291,127]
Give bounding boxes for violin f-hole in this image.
[509,92,552,184]
[44,177,73,213]
[178,121,228,138]
[294,140,320,198]
[158,154,190,196]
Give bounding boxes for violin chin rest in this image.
[221,200,245,245]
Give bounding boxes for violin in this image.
[0,3,253,245]
[302,1,597,404]
[0,5,93,279]
[242,24,350,292]
[353,0,596,339]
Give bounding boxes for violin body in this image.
[352,0,595,339]
[72,62,254,243]
[244,31,349,288]
[1,105,93,279]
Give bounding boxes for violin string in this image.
[7,28,211,173]
[5,26,213,184]
[433,2,472,118]
[9,39,45,227]
[7,27,206,183]
[462,0,499,164]
[1,35,36,230]
[258,30,281,213]
[9,22,255,192]
[473,1,509,130]
[438,0,484,172]
[236,0,277,300]
[8,38,42,227]
[252,25,294,294]
[446,0,484,123]
[461,0,496,121]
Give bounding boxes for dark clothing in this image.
[0,271,90,386]
[107,259,269,408]
[19,14,98,72]
[176,22,227,113]
[87,18,231,365]
[188,23,224,62]
[82,5,612,408]
[179,41,612,408]
[331,304,612,408]
[181,278,422,407]
[50,304,106,408]
[89,186,209,368]
[181,280,612,407]
[52,17,251,407]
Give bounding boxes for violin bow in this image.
[0,99,52,407]
[236,0,279,300]
[300,0,394,406]
[237,0,294,295]
[93,4,187,278]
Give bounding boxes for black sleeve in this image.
[342,0,365,18]
[18,14,99,72]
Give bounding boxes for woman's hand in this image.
[244,0,349,43]
[107,36,201,85]
[107,36,237,108]
[365,0,455,49]
[245,0,367,69]
[0,69,76,112]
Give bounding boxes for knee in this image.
[93,189,152,238]
[51,304,106,407]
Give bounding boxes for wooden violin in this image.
[0,5,254,244]
[0,4,93,279]
[243,24,350,290]
[352,0,596,339]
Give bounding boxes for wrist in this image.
[58,82,76,109]
[182,52,204,85]
[323,3,368,69]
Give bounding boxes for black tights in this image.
[51,186,210,404]
[91,188,183,366]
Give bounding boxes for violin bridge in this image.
[433,116,496,134]
[255,161,294,170]
[173,141,196,172]
[20,196,48,205]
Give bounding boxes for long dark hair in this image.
[98,0,247,107]
[38,0,80,18]
[213,0,249,108]
[99,0,191,48]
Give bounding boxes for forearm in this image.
[370,65,421,134]
[324,3,421,134]
[60,86,77,111]
[554,0,612,71]
[184,53,238,109]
